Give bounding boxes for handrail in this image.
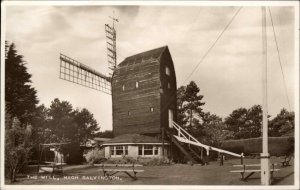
[172,121,210,149]
[172,123,189,140]
[174,136,211,150]
[172,121,243,158]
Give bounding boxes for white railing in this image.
[172,121,243,158]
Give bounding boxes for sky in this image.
[4,4,297,131]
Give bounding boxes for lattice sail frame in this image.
[105,23,117,76]
[59,54,111,95]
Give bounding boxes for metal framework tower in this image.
[105,14,118,76]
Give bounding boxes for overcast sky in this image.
[4,4,297,131]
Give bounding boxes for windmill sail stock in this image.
[59,53,112,95]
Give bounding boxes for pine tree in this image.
[5,42,38,182]
[5,42,38,127]
[182,81,205,128]
[176,81,206,140]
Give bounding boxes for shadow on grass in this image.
[272,171,294,185]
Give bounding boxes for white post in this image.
[261,6,270,185]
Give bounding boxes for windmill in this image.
[58,12,246,165]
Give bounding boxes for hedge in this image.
[220,136,294,157]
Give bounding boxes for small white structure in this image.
[102,134,169,159]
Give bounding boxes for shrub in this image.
[104,156,136,164]
[104,157,170,166]
[137,157,170,166]
[84,148,106,164]
[5,117,32,183]
[220,136,294,157]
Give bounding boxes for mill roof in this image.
[102,134,168,145]
[118,46,168,67]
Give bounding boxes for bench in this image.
[38,162,67,176]
[281,156,292,167]
[230,164,280,181]
[94,163,144,180]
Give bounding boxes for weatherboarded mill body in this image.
[102,46,178,159]
[112,46,177,136]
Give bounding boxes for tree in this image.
[5,42,38,182]
[31,105,49,144]
[244,105,262,138]
[5,42,38,127]
[73,108,99,143]
[177,86,187,127]
[5,116,32,183]
[224,107,248,139]
[47,98,74,143]
[269,109,294,137]
[46,98,100,144]
[184,81,205,128]
[202,112,233,145]
[177,81,205,129]
[224,105,262,139]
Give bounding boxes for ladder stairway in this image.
[166,128,204,164]
[167,121,243,164]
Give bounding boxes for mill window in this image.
[168,82,171,89]
[136,81,139,88]
[150,107,154,112]
[165,66,170,76]
[122,84,125,91]
[128,111,131,116]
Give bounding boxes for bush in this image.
[84,148,106,164]
[220,136,294,156]
[103,156,136,164]
[137,157,170,166]
[104,157,170,166]
[5,118,32,183]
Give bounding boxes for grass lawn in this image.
[6,157,294,186]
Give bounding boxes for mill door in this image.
[168,109,173,128]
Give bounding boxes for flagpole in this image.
[261,6,270,185]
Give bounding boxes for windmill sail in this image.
[105,23,117,76]
[59,53,111,95]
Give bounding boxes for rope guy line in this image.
[182,6,243,84]
[268,7,291,111]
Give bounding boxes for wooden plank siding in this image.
[159,48,177,131]
[112,46,177,137]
